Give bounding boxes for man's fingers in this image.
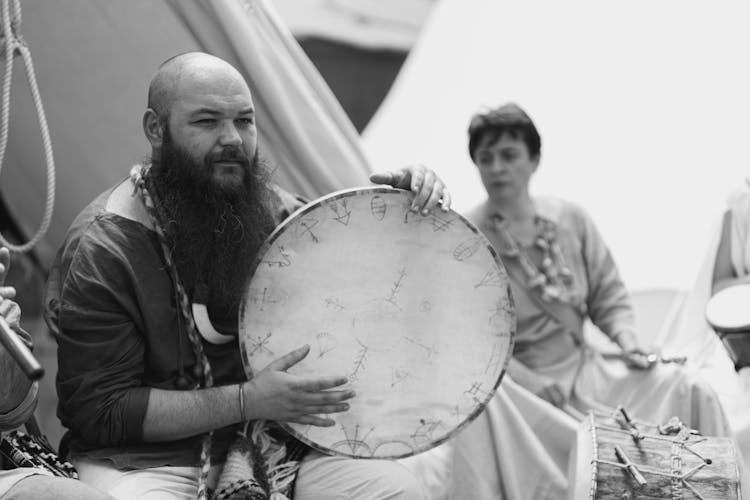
[304,402,351,415]
[411,169,434,212]
[369,171,405,187]
[266,344,310,372]
[440,189,452,212]
[301,375,353,391]
[0,286,16,299]
[419,181,444,214]
[294,415,337,427]
[0,248,9,287]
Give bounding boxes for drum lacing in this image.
[592,423,712,500]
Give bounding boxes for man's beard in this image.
[147,132,276,324]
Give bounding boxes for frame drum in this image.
[239,187,515,458]
[706,283,750,368]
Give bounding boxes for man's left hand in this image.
[370,164,451,215]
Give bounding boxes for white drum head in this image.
[706,283,750,333]
[239,187,515,458]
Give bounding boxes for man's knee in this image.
[296,454,425,500]
[2,475,113,500]
[369,462,424,500]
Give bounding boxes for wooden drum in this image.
[570,412,741,499]
[239,187,515,458]
[706,283,750,369]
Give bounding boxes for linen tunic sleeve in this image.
[0,327,38,430]
[573,205,638,340]
[46,220,151,448]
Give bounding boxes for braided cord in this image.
[0,0,56,253]
[130,165,214,500]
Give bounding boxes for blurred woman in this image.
[461,102,729,432]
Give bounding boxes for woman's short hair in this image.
[467,103,541,161]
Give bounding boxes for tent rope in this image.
[0,0,55,253]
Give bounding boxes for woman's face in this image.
[473,132,539,201]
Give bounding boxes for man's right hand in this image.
[244,344,355,427]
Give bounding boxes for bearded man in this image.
[44,52,449,500]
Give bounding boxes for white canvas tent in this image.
[364,0,750,292]
[363,0,750,486]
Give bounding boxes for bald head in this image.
[142,51,258,164]
[147,52,251,117]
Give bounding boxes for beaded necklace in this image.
[490,212,579,305]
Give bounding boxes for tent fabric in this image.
[0,0,371,267]
[362,0,750,293]
[273,0,433,52]
[362,0,750,495]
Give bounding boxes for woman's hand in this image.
[616,331,657,370]
[532,378,567,408]
[369,164,451,215]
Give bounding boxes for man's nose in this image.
[218,122,242,146]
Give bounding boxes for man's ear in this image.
[143,109,164,149]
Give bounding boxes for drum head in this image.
[706,283,750,333]
[239,187,515,458]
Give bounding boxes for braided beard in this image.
[147,132,275,324]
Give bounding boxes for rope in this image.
[0,0,55,253]
[130,164,215,500]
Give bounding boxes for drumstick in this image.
[614,445,647,487]
[0,316,44,380]
[617,406,644,442]
[602,352,687,365]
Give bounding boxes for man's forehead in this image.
[171,74,254,114]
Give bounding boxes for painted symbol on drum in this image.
[370,195,387,221]
[391,366,416,388]
[350,339,370,381]
[419,298,433,313]
[464,381,491,405]
[451,405,464,421]
[324,297,345,312]
[316,332,338,358]
[247,331,274,357]
[247,287,289,312]
[453,237,483,261]
[474,268,505,289]
[411,418,445,445]
[402,336,439,360]
[331,424,375,456]
[327,199,352,226]
[294,217,320,243]
[489,299,513,326]
[402,209,455,232]
[260,244,291,268]
[383,267,407,310]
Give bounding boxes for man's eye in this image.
[195,119,216,125]
[236,118,254,126]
